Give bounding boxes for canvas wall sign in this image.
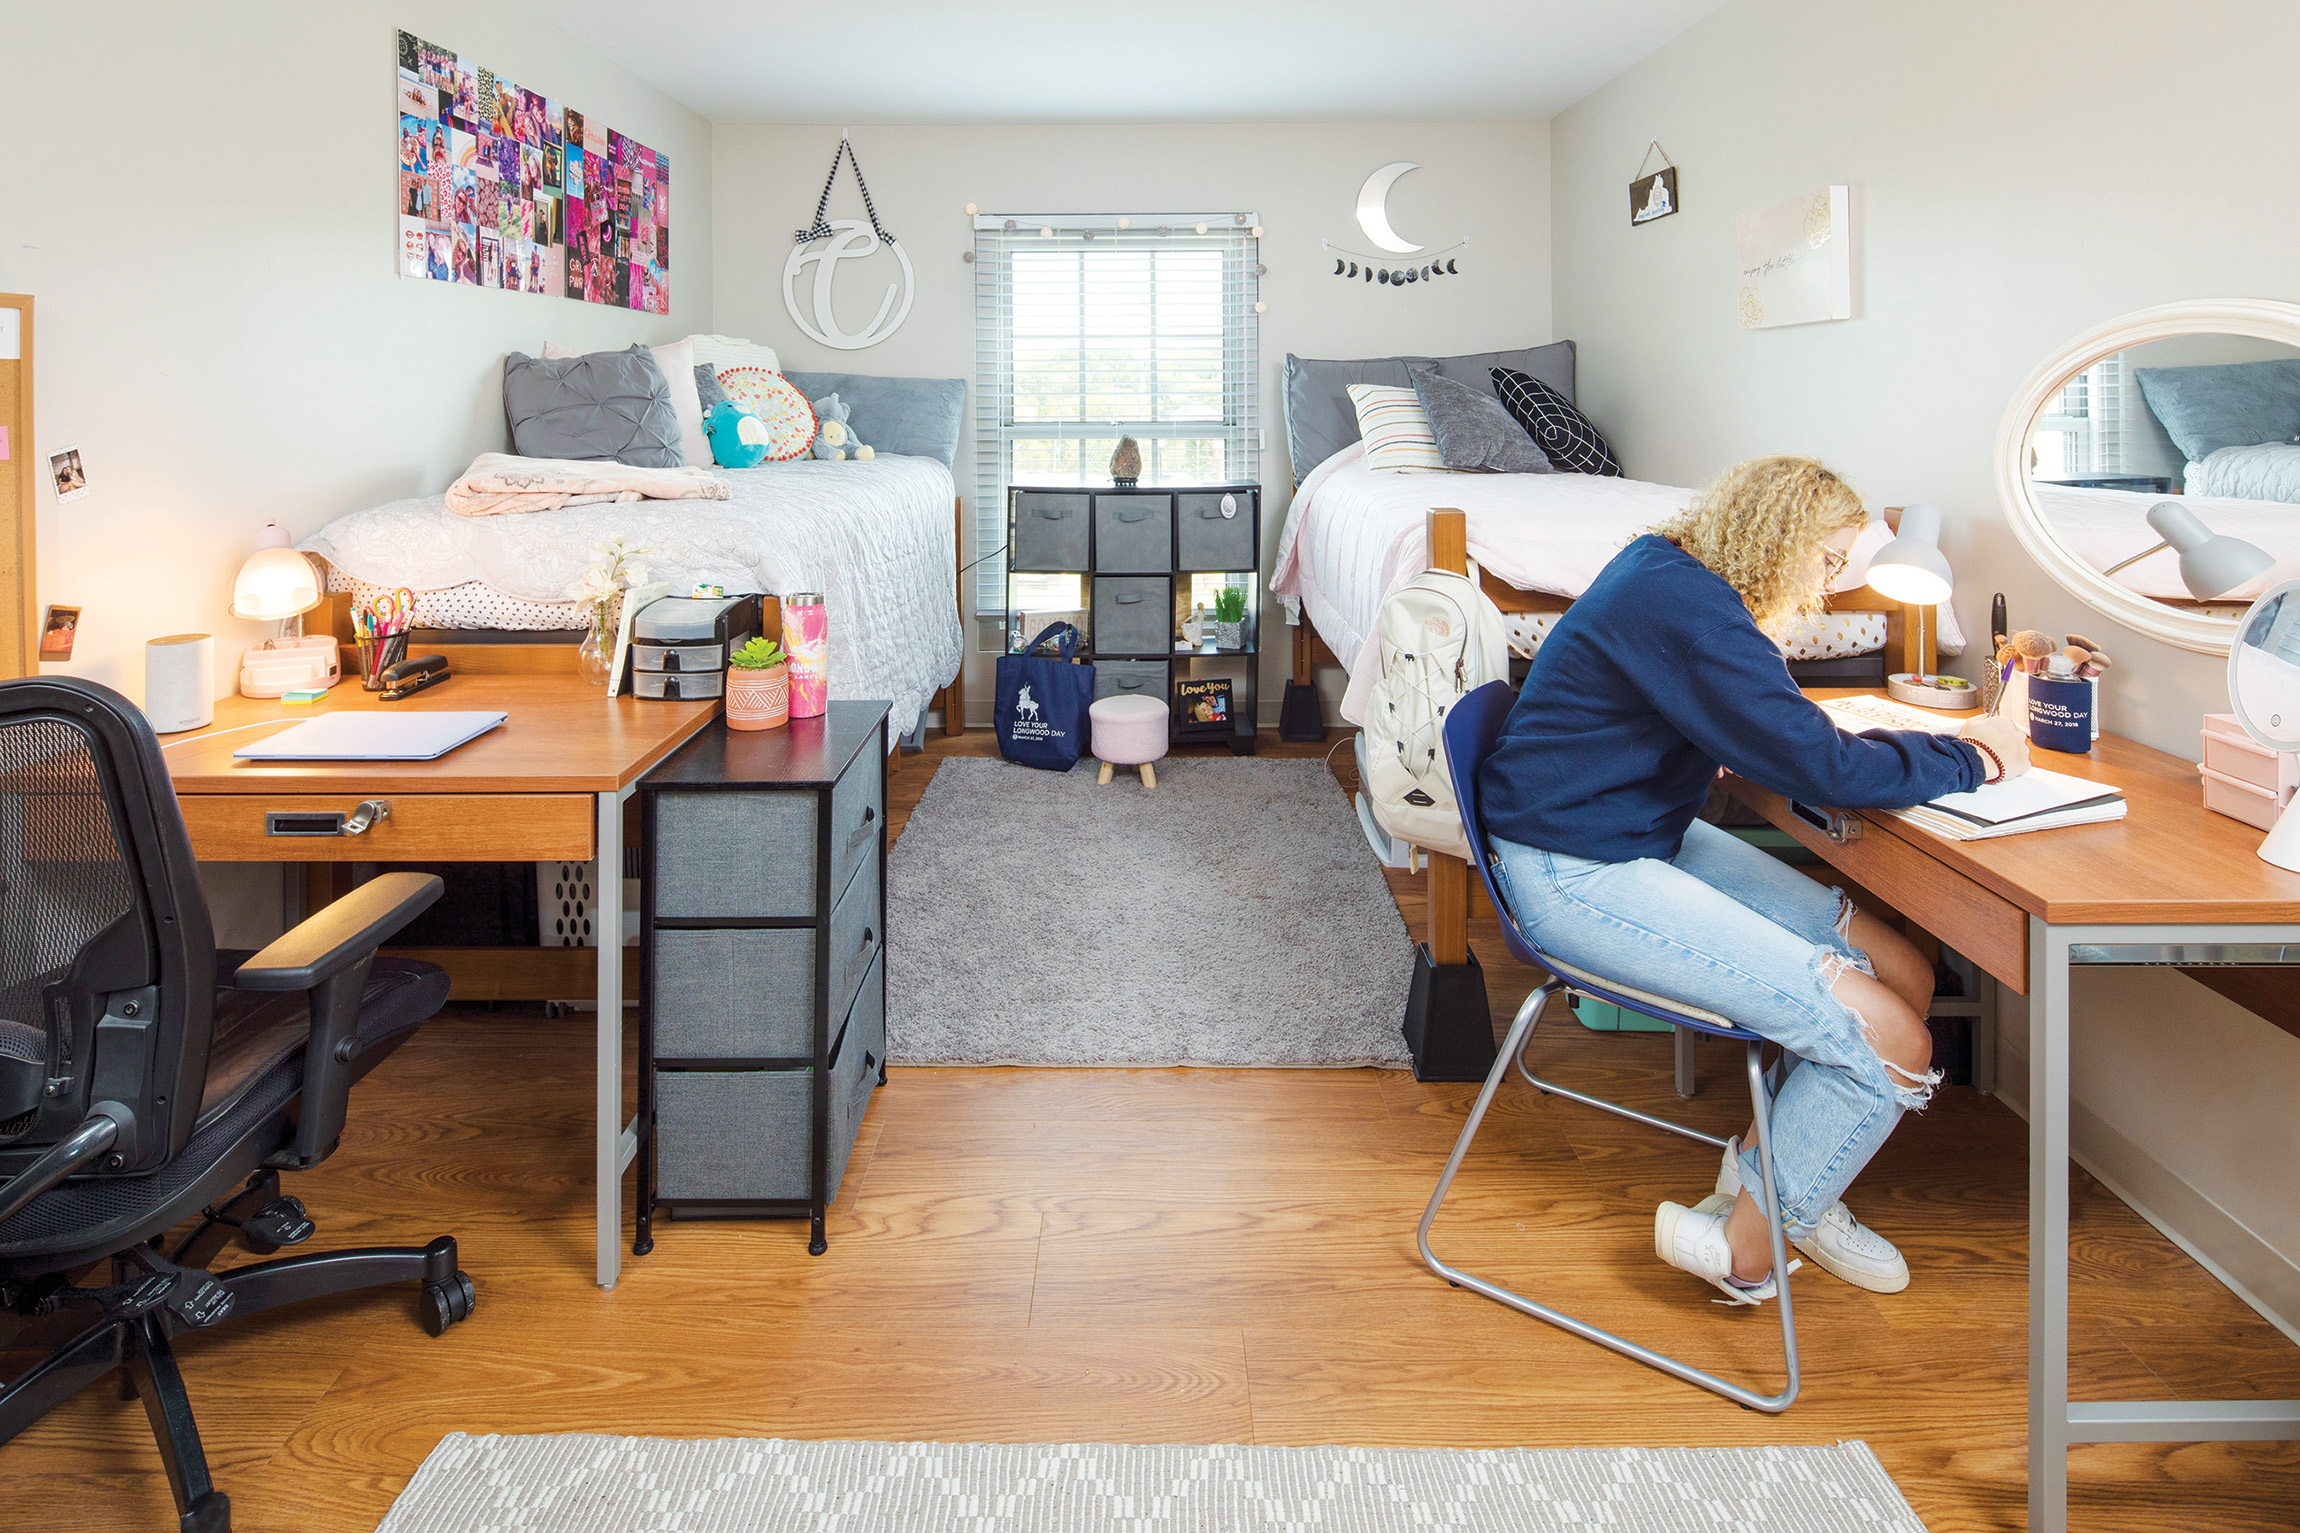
[396,31,668,312]
[1735,185,1851,330]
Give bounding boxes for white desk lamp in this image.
[2104,501,2275,602]
[1864,503,1971,709]
[229,523,338,697]
[2226,578,2300,871]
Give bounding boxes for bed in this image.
[300,367,969,742]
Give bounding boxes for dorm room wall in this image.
[0,1,713,703]
[1551,0,2300,1337]
[0,1,712,942]
[708,121,1553,725]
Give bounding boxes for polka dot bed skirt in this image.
[1505,610,1887,662]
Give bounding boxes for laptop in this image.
[233,711,509,761]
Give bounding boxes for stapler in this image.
[377,653,452,702]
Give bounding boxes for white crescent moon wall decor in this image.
[1356,162,1423,255]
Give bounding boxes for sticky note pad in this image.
[281,689,327,704]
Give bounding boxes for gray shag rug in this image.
[885,756,1413,1067]
[377,1435,1929,1532]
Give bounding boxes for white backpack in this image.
[1361,568,1510,862]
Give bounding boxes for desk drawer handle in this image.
[843,806,877,856]
[1115,594,1144,605]
[1113,508,1154,523]
[266,799,391,838]
[1788,800,1861,845]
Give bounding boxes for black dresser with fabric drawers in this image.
[636,701,889,1255]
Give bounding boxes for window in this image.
[972,216,1261,620]
[2032,354,2126,480]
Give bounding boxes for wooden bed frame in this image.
[317,494,967,735]
[1297,506,1940,1077]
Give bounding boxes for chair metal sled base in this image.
[0,1172,475,1533]
[1417,979,1804,1413]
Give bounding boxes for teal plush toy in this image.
[808,393,875,462]
[704,401,770,469]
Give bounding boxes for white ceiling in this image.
[524,1,1727,124]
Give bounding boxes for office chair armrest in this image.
[229,873,444,991]
[231,872,442,1171]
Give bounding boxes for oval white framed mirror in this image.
[1996,298,2300,656]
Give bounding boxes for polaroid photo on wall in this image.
[48,446,88,503]
[38,605,79,661]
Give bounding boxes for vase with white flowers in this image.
[567,537,652,685]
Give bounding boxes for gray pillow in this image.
[1410,366,1553,474]
[1282,341,1577,485]
[2134,360,2300,463]
[781,371,967,467]
[502,345,682,466]
[694,363,729,415]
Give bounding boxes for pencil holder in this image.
[357,632,408,691]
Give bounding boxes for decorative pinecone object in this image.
[1110,436,1142,487]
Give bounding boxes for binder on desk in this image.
[1818,695,2126,840]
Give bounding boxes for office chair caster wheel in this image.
[420,1270,476,1336]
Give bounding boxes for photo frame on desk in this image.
[1174,675,1233,735]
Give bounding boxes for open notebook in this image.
[1818,696,2127,840]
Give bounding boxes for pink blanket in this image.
[443,452,731,517]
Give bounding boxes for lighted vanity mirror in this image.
[1999,300,2300,655]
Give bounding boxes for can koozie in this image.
[2027,674,2093,754]
[783,593,829,718]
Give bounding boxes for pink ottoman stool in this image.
[1090,694,1169,788]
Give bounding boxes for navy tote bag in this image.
[995,623,1095,771]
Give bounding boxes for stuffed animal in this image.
[704,401,771,469]
[807,393,875,462]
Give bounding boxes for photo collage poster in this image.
[396,31,668,313]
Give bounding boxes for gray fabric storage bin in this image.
[1012,492,1090,570]
[1176,491,1257,571]
[1093,575,1171,657]
[826,843,882,1026]
[1094,660,1169,703]
[653,927,815,1060]
[828,744,882,901]
[1093,495,1172,573]
[653,791,819,919]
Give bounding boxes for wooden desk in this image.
[1727,690,2300,1533]
[162,672,720,1291]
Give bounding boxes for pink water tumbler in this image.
[783,592,829,718]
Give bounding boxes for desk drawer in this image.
[1729,780,2029,993]
[179,793,593,862]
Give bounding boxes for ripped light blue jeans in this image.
[1489,819,1936,1242]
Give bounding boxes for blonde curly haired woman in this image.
[1476,456,2028,1304]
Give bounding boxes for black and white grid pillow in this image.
[1489,367,1623,476]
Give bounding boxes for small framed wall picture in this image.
[1174,675,1234,735]
[38,605,79,661]
[1630,165,1677,226]
[48,444,88,502]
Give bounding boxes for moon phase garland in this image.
[1321,236,1466,287]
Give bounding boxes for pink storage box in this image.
[2200,714,2298,830]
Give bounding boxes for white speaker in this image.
[144,633,215,734]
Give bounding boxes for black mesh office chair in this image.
[0,678,472,1533]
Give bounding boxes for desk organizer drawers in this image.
[638,702,890,1256]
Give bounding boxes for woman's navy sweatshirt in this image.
[1477,535,1982,864]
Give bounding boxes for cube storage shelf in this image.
[1007,483,1263,755]
[636,701,890,1256]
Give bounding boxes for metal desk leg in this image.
[2028,917,2072,1533]
[596,787,630,1291]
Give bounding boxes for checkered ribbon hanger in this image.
[794,132,897,247]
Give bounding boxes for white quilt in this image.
[2032,478,2300,603]
[2183,443,2300,503]
[303,456,963,740]
[1271,444,1956,724]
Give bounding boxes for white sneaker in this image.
[1654,1199,1780,1306]
[1716,1137,1910,1294]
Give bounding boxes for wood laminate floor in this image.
[3,729,2296,1531]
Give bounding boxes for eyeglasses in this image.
[1820,545,1854,586]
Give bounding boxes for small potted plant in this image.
[725,635,790,731]
[1212,585,1248,651]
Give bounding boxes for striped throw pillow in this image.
[1489,367,1623,476]
[1347,384,1446,472]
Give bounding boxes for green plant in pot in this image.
[1212,585,1248,651]
[725,635,790,731]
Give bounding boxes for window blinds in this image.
[972,215,1262,615]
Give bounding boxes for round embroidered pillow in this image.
[712,366,816,461]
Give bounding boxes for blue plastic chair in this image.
[1416,681,1802,1413]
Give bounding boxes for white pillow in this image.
[684,333,782,376]
[1347,383,1446,472]
[542,338,709,468]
